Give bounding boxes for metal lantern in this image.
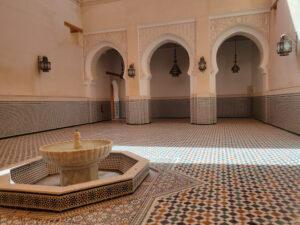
[277,34,293,56]
[128,64,136,78]
[231,40,240,73]
[169,48,182,77]
[38,56,51,72]
[198,57,207,72]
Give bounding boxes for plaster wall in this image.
[81,0,271,97]
[209,0,271,15]
[119,79,126,100]
[268,0,300,94]
[0,0,273,99]
[81,0,270,32]
[6,0,300,133]
[253,0,300,134]
[0,0,84,100]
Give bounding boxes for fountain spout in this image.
[74,130,82,149]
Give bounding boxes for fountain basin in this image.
[0,151,149,211]
[39,139,112,186]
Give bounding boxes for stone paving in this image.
[0,119,299,224]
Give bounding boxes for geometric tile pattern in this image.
[144,164,300,224]
[0,101,111,138]
[1,118,299,169]
[0,167,199,224]
[1,152,149,211]
[0,119,299,224]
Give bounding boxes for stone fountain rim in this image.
[0,151,150,212]
[0,151,149,195]
[39,139,113,153]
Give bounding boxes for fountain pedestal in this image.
[39,132,112,186]
[60,162,99,186]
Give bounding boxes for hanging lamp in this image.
[231,39,240,73]
[169,47,182,77]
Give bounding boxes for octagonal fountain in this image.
[0,131,149,211]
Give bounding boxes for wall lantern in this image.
[198,57,207,72]
[38,56,51,72]
[128,64,136,78]
[277,34,297,56]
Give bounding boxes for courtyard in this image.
[0,119,299,224]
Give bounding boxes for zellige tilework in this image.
[0,119,299,224]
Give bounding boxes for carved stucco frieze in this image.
[138,22,196,76]
[210,12,269,46]
[84,31,127,61]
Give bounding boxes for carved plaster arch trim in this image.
[141,33,195,81]
[211,25,269,93]
[85,41,127,82]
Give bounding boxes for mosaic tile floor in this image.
[0,119,299,225]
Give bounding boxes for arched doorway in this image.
[211,25,269,122]
[140,34,195,123]
[85,43,126,121]
[216,35,260,118]
[150,43,190,119]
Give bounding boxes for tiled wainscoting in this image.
[151,98,190,118]
[191,97,216,124]
[219,94,299,134]
[252,96,268,122]
[0,101,111,138]
[0,93,298,138]
[150,97,217,124]
[120,100,126,119]
[253,93,300,134]
[217,97,252,117]
[150,97,251,119]
[125,99,151,125]
[114,101,120,119]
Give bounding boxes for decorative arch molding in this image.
[210,12,269,94]
[85,41,127,81]
[141,33,195,81]
[84,31,127,81]
[138,21,196,97]
[138,33,194,124]
[139,21,196,78]
[211,24,269,77]
[210,12,269,44]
